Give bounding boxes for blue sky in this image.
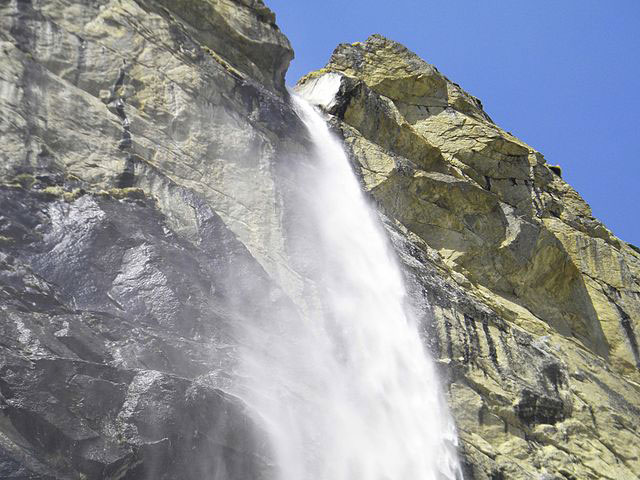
[268,0,640,246]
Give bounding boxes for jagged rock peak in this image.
[301,33,490,122]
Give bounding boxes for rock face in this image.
[297,35,640,480]
[0,2,638,480]
[1,0,300,478]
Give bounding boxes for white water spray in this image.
[237,86,463,480]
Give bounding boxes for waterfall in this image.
[236,88,463,480]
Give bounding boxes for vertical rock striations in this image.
[0,2,638,480]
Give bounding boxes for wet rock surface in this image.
[0,2,638,480]
[1,1,297,476]
[0,186,277,479]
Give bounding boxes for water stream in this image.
[237,87,463,480]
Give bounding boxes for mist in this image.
[226,87,464,480]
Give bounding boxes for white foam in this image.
[238,93,464,480]
[294,72,343,110]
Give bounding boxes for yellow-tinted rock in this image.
[298,33,640,480]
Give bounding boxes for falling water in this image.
[236,83,463,480]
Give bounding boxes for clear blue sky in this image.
[268,0,640,246]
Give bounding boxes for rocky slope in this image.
[297,35,640,479]
[0,1,638,479]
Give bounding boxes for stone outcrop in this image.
[297,35,640,479]
[0,1,638,479]
[1,0,301,477]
